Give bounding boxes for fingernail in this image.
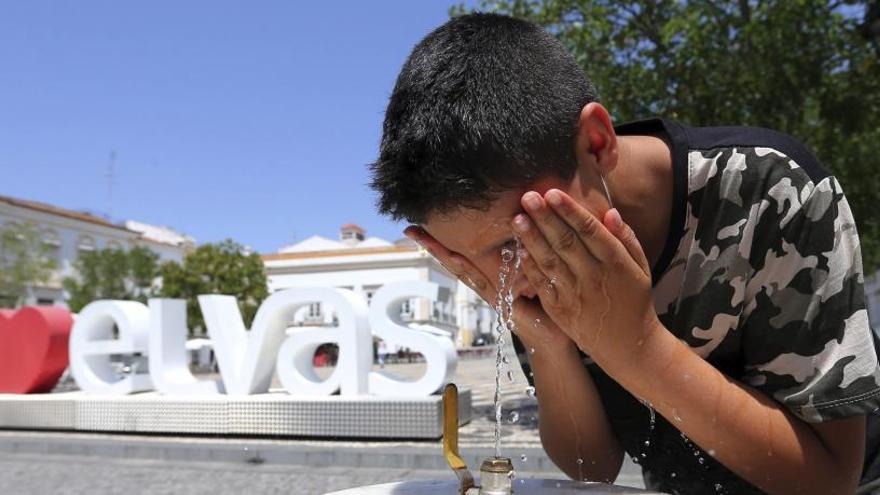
[523,192,541,211]
[512,214,530,232]
[606,208,623,232]
[546,189,563,207]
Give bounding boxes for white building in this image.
[0,194,193,307]
[262,224,495,348]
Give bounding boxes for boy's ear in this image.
[574,102,619,176]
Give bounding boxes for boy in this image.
[370,13,880,494]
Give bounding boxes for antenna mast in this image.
[106,150,117,218]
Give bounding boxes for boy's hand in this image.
[512,189,659,362]
[404,226,574,353]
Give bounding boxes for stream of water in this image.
[493,239,521,458]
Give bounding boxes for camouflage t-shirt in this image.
[513,118,880,493]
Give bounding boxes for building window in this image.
[401,299,413,319]
[42,229,62,262]
[364,285,380,307]
[37,298,55,306]
[77,235,96,253]
[306,302,323,321]
[341,230,365,241]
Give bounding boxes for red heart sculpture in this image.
[0,306,73,393]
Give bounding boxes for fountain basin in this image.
[326,478,663,494]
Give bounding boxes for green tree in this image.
[159,239,268,334]
[62,245,160,312]
[452,0,880,272]
[0,222,58,307]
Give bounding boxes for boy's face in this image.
[421,173,595,301]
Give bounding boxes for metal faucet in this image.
[443,383,514,495]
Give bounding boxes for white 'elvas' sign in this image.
[69,282,457,397]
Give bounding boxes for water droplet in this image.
[519,479,525,485]
[501,249,515,263]
[529,347,535,354]
[508,411,520,423]
[693,450,700,456]
[528,371,534,377]
[640,452,647,458]
[576,458,583,465]
[708,449,716,457]
[673,409,683,423]
[715,483,724,492]
[508,469,516,480]
[644,440,650,448]
[525,386,536,398]
[670,472,677,478]
[698,457,705,465]
[502,355,510,364]
[520,454,528,462]
[631,456,640,464]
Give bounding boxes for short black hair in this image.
[370,13,598,224]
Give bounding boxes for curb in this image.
[0,430,563,474]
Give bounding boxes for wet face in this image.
[422,174,597,301]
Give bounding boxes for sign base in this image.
[0,389,472,439]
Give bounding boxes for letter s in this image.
[368,281,457,397]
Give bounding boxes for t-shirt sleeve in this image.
[740,174,880,422]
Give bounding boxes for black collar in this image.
[614,118,689,285]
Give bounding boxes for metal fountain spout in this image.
[444,383,515,495]
[443,383,477,494]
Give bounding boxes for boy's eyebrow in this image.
[468,213,521,257]
[478,237,515,258]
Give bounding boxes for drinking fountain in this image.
[325,384,664,494]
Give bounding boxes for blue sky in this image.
[0,1,471,253]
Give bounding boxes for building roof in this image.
[269,223,417,261]
[262,244,419,261]
[0,194,193,248]
[0,194,130,232]
[125,220,195,247]
[274,229,399,257]
[279,235,346,253]
[357,237,394,248]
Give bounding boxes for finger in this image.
[603,208,651,278]
[511,212,576,291]
[520,191,595,270]
[544,189,621,264]
[518,249,561,308]
[404,226,496,299]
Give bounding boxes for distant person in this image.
[370,13,880,494]
[377,340,388,368]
